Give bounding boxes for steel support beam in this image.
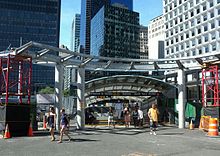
[55,64,64,130]
[177,69,186,129]
[77,67,85,129]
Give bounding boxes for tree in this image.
[63,89,70,97]
[39,86,54,94]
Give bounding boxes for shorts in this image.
[48,123,54,129]
[61,124,68,129]
[150,120,157,129]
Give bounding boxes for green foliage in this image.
[63,89,70,97]
[39,86,54,94]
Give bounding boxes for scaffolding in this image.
[202,65,220,107]
[0,54,32,105]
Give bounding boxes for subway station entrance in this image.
[1,41,220,131]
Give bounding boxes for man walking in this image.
[148,104,159,135]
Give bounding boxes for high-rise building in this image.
[80,0,133,55]
[0,0,61,91]
[90,4,140,59]
[148,15,165,59]
[71,14,81,52]
[163,0,220,62]
[140,26,148,61]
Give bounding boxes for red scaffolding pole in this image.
[202,65,220,107]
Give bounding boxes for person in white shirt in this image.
[138,107,143,128]
[114,100,123,119]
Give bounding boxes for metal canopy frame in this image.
[5,41,219,72]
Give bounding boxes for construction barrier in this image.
[199,116,211,131]
[207,118,219,137]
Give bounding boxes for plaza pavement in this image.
[0,125,220,156]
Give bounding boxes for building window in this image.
[176,37,179,42]
[181,35,183,40]
[196,0,200,4]
[204,35,208,42]
[211,22,215,29]
[191,20,194,27]
[186,33,189,38]
[203,5,206,11]
[205,46,209,53]
[203,15,207,21]
[211,33,216,40]
[210,1,214,7]
[191,11,194,17]
[176,46,179,51]
[218,0,220,4]
[212,44,216,51]
[204,25,208,31]
[186,42,189,48]
[210,12,214,18]
[197,8,200,14]
[192,40,195,46]
[192,50,196,56]
[181,44,184,50]
[198,38,202,44]
[191,30,195,36]
[199,49,202,54]
[198,28,201,34]
[218,9,220,15]
[197,18,201,24]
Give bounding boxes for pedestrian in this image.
[124,107,131,128]
[47,106,56,141]
[148,104,159,135]
[132,106,139,128]
[108,107,115,128]
[58,108,72,143]
[138,107,144,128]
[114,100,123,120]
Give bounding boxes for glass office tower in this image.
[80,0,133,54]
[0,0,61,91]
[91,4,140,59]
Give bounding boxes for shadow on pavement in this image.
[72,138,100,142]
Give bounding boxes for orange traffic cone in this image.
[207,118,219,137]
[189,119,194,130]
[43,115,47,129]
[4,124,11,139]
[28,122,33,137]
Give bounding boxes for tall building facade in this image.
[71,14,81,52]
[80,0,133,55]
[90,4,140,59]
[140,25,148,60]
[0,0,61,91]
[148,15,165,59]
[163,0,220,61]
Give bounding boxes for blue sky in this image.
[60,0,163,48]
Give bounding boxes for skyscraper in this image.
[140,26,148,61]
[90,4,140,59]
[80,0,133,54]
[148,15,165,59]
[163,0,220,62]
[71,14,81,52]
[0,0,61,91]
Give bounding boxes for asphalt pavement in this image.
[0,125,220,156]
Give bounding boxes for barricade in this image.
[199,116,211,131]
[207,118,219,137]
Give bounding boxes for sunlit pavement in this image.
[0,126,220,156]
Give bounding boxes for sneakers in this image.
[150,131,156,135]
